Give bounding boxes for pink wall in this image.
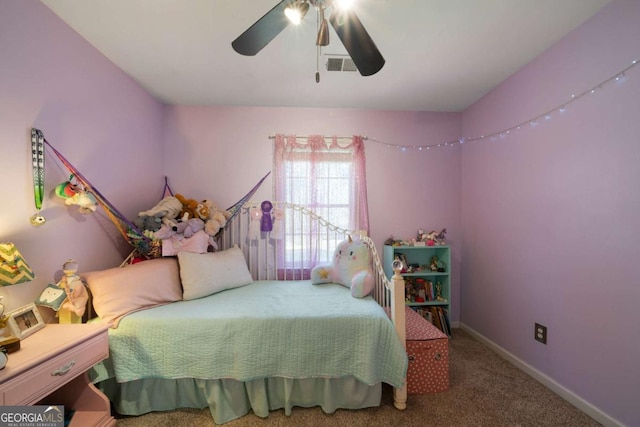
[163,106,462,321]
[461,0,640,424]
[0,1,165,312]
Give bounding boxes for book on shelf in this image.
[414,307,432,323]
[430,307,442,332]
[442,308,451,336]
[420,306,450,336]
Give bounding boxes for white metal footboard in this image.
[217,202,407,410]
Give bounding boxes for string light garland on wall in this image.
[366,58,639,152]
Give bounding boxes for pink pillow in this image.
[83,257,182,328]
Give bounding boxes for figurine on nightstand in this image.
[57,260,89,323]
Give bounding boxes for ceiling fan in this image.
[231,0,385,77]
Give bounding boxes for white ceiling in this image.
[40,0,611,112]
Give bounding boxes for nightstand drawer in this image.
[1,331,108,405]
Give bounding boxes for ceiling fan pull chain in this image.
[316,11,320,83]
[316,46,320,83]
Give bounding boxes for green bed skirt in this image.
[98,376,381,424]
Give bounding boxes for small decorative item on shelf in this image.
[435,282,446,302]
[435,228,447,245]
[429,256,439,272]
[404,278,415,302]
[414,278,427,302]
[425,230,438,246]
[437,260,447,272]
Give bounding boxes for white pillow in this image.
[178,245,253,300]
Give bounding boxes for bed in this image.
[84,202,408,424]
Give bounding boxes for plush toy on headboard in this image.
[260,200,273,232]
[271,207,284,239]
[248,207,262,240]
[310,236,374,298]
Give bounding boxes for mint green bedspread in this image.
[90,280,407,388]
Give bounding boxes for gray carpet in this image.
[114,329,600,426]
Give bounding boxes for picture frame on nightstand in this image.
[7,303,45,339]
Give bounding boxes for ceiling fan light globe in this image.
[333,0,354,11]
[285,2,309,25]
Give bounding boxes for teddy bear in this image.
[194,201,211,222]
[175,193,200,220]
[200,199,231,238]
[310,236,374,298]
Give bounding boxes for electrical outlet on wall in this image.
[535,323,547,344]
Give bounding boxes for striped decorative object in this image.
[0,243,35,286]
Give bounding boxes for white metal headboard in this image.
[218,202,360,277]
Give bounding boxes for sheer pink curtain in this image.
[273,134,370,277]
[273,134,369,231]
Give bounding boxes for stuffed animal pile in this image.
[134,194,231,253]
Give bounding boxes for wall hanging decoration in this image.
[30,128,270,259]
[30,129,46,227]
[260,200,273,232]
[366,57,639,152]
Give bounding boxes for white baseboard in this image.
[459,323,624,427]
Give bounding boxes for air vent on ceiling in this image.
[326,57,357,72]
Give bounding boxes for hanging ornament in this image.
[260,200,273,232]
[30,128,46,227]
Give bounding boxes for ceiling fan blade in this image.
[329,8,385,76]
[232,1,292,56]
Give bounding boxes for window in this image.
[273,135,369,276]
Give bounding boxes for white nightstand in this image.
[0,322,115,427]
